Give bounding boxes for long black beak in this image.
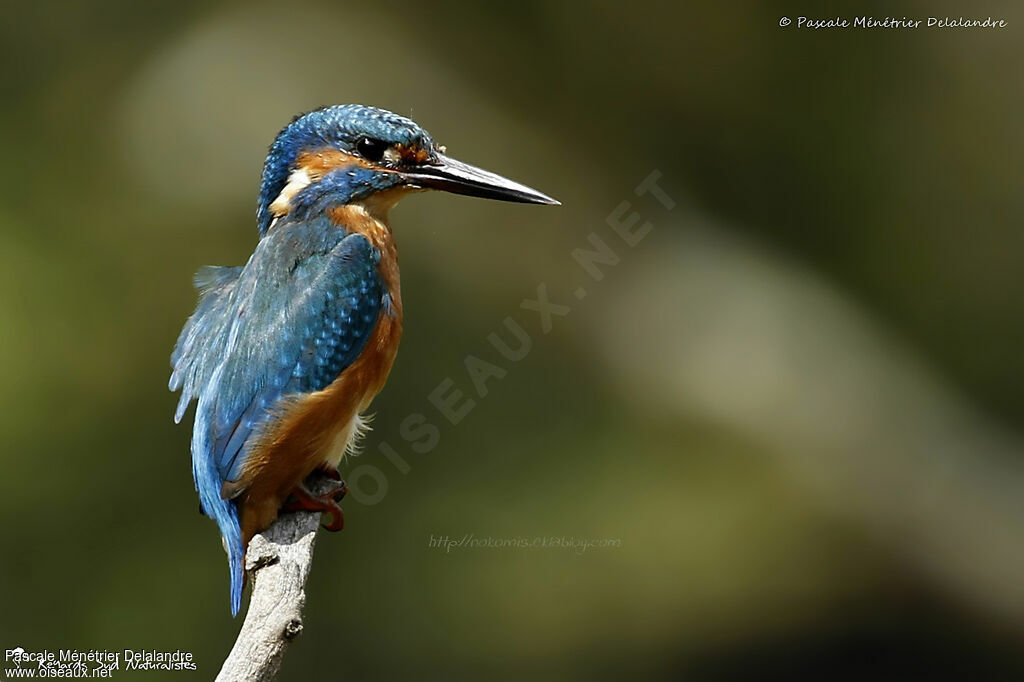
[401,153,560,205]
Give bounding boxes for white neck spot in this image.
[268,167,313,218]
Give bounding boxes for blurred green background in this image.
[3,0,1024,679]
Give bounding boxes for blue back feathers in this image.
[256,104,435,236]
[171,220,387,616]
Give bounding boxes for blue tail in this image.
[192,408,246,617]
[222,504,244,617]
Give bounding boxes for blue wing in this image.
[169,216,385,615]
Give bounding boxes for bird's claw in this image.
[330,480,348,502]
[281,480,348,532]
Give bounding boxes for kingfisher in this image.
[169,105,557,615]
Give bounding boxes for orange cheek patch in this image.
[395,144,431,164]
[270,148,381,221]
[295,147,376,178]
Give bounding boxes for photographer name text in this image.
[780,16,1007,29]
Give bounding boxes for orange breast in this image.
[235,203,403,546]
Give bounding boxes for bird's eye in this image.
[356,137,388,163]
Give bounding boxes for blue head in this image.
[256,104,558,236]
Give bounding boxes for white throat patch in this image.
[268,167,313,219]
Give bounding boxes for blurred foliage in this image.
[2,0,1024,679]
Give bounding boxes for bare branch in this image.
[216,478,335,682]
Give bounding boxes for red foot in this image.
[281,480,348,531]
